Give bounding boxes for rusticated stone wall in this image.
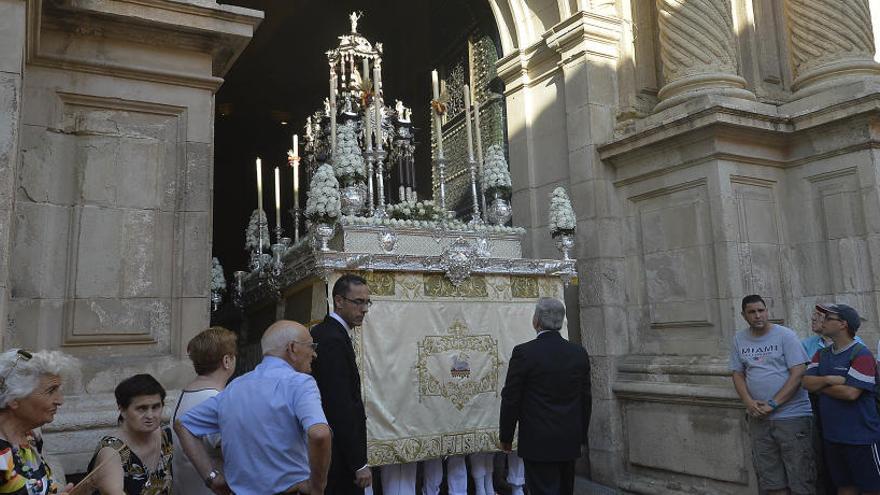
[0,0,261,473]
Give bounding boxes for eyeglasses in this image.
[0,350,32,394]
[340,296,373,308]
[290,340,318,351]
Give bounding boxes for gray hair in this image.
[260,323,306,356]
[533,297,566,331]
[0,349,78,409]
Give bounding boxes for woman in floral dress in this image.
[87,374,172,495]
[0,349,77,495]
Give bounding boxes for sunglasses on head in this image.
[0,350,33,394]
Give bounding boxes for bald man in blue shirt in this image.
[175,320,331,495]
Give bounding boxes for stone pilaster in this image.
[0,0,27,349]
[545,10,628,484]
[654,0,755,111]
[783,0,880,97]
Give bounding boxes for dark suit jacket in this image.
[311,315,367,475]
[499,330,591,462]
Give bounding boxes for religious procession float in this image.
[213,13,579,465]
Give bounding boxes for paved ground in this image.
[575,476,618,494]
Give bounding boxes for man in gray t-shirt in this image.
[729,295,815,495]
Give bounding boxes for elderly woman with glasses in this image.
[0,349,77,495]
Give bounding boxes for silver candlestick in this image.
[232,270,246,308]
[364,150,375,216]
[373,148,387,218]
[437,156,447,212]
[467,157,481,224]
[289,208,301,243]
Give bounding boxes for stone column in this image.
[783,0,880,97]
[654,0,755,111]
[0,0,27,348]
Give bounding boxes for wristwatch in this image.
[767,399,779,410]
[204,469,220,488]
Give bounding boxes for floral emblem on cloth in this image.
[416,320,503,410]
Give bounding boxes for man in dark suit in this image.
[499,297,591,495]
[311,274,372,494]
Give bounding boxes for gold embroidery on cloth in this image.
[539,277,562,298]
[415,320,503,410]
[510,277,539,298]
[348,271,396,296]
[396,273,423,300]
[424,274,488,298]
[368,429,500,465]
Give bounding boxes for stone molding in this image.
[601,82,880,178]
[654,0,755,111]
[25,0,262,91]
[543,10,623,64]
[613,381,740,408]
[783,0,880,97]
[495,40,560,94]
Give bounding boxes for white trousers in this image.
[380,463,417,495]
[469,453,495,495]
[506,452,524,487]
[422,456,467,495]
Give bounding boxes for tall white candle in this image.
[293,158,299,194]
[463,84,474,161]
[330,71,337,158]
[373,62,384,151]
[430,69,444,159]
[364,97,373,152]
[474,96,483,166]
[256,158,264,218]
[362,57,371,92]
[363,59,373,151]
[292,134,298,158]
[274,166,281,231]
[431,69,440,100]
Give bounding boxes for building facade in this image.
[491,0,880,492]
[1,0,880,492]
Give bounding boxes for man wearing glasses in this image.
[803,304,880,494]
[311,274,373,494]
[175,320,331,495]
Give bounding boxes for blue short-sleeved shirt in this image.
[806,342,880,444]
[180,356,328,495]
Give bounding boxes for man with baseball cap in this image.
[803,303,880,494]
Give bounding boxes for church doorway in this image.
[211,0,506,291]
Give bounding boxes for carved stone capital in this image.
[783,0,880,98]
[654,0,755,111]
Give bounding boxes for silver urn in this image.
[486,194,512,226]
[554,231,575,261]
[340,185,366,216]
[314,222,336,252]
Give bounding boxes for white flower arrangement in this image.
[339,214,527,235]
[549,186,576,236]
[245,209,270,251]
[211,257,226,293]
[481,144,512,196]
[386,199,452,222]
[333,120,366,186]
[306,163,341,223]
